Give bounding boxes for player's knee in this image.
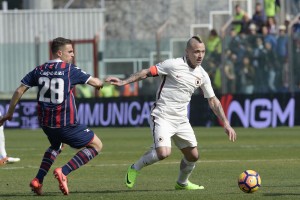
[95,139,103,153]
[190,155,199,162]
[157,153,169,160]
[89,135,103,153]
[156,149,171,160]
[186,154,199,162]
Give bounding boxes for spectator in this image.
[281,60,290,92]
[223,50,236,94]
[292,0,300,16]
[205,59,221,94]
[264,0,280,18]
[240,56,255,94]
[262,25,277,52]
[266,16,277,35]
[228,29,240,55]
[292,16,300,40]
[265,42,278,92]
[206,29,222,63]
[75,84,93,98]
[252,2,266,34]
[233,32,248,71]
[284,16,290,34]
[247,23,260,51]
[232,4,246,34]
[293,40,300,89]
[276,25,288,88]
[252,37,268,93]
[99,83,119,97]
[240,13,253,34]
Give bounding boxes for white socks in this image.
[133,149,159,170]
[132,149,196,186]
[177,157,196,185]
[0,126,7,159]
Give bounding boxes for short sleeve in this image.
[21,68,38,87]
[155,59,174,76]
[200,72,215,98]
[70,65,91,85]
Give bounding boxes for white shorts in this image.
[149,116,197,149]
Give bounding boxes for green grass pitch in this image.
[1,127,300,200]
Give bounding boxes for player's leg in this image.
[174,122,204,190]
[134,116,174,169]
[125,116,174,188]
[30,129,63,195]
[34,145,63,182]
[0,125,20,165]
[53,125,102,195]
[125,146,170,189]
[0,125,7,165]
[175,147,204,190]
[59,134,102,176]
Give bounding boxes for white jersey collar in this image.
[48,59,63,63]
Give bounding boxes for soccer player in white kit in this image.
[106,36,237,190]
[0,111,20,165]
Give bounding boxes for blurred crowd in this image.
[203,1,300,95]
[76,1,300,98]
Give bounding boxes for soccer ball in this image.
[238,170,261,193]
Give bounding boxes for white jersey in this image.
[151,57,215,120]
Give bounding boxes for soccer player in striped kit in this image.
[106,36,237,190]
[0,37,103,195]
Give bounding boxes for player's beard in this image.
[186,57,197,69]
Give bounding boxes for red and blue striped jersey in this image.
[21,60,91,128]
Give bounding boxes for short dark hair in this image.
[186,35,203,49]
[191,35,203,43]
[51,37,72,54]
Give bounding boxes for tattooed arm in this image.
[208,96,237,142]
[105,68,152,86]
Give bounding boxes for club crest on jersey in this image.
[195,78,202,86]
[157,136,164,143]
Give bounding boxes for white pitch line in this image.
[1,159,299,170]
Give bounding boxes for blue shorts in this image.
[42,124,95,150]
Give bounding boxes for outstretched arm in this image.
[87,77,103,90]
[0,84,29,126]
[208,96,237,142]
[105,68,152,86]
